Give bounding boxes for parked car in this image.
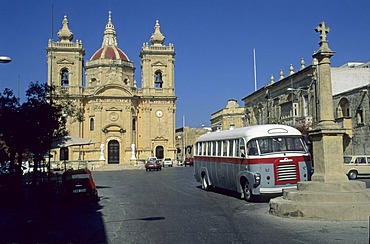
[184,158,194,167]
[60,169,99,202]
[344,155,370,179]
[145,157,162,171]
[162,158,173,167]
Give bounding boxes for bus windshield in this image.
[247,136,307,155]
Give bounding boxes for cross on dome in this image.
[315,22,330,42]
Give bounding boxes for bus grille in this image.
[276,164,297,182]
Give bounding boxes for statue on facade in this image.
[99,143,105,160]
[131,143,136,160]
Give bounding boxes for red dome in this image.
[90,46,129,61]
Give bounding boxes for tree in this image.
[0,82,68,183]
[0,88,21,167]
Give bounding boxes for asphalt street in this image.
[0,166,369,243]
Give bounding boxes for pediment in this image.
[56,58,74,65]
[94,84,133,97]
[151,61,166,67]
[106,107,122,112]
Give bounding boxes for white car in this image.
[162,158,173,167]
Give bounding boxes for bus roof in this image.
[196,124,302,142]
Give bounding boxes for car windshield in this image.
[66,173,91,181]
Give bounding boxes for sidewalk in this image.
[93,163,144,171]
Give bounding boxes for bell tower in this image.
[46,15,85,97]
[140,20,175,96]
[138,20,177,160]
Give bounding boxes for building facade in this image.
[210,99,245,131]
[241,60,370,155]
[47,13,177,165]
[175,126,210,163]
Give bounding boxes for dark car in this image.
[60,169,99,202]
[184,158,194,167]
[145,157,162,171]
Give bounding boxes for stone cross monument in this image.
[269,22,370,221]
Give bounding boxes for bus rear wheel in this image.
[201,174,209,191]
[242,181,254,202]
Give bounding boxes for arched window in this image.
[90,118,94,131]
[154,71,163,88]
[338,98,350,118]
[61,69,69,86]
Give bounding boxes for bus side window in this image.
[247,140,258,156]
[236,139,245,157]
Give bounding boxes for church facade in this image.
[47,12,177,165]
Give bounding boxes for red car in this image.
[184,158,194,167]
[60,169,99,202]
[145,157,162,171]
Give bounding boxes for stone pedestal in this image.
[270,181,370,220]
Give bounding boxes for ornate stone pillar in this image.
[308,22,348,182]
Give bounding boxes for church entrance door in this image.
[108,140,119,164]
[155,146,164,160]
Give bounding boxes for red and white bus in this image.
[194,124,312,201]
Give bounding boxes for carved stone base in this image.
[269,181,370,221]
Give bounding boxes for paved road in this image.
[0,167,368,243]
[94,167,369,243]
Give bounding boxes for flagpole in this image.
[253,48,257,91]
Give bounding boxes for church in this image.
[47,12,177,166]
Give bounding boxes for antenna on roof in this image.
[253,48,257,91]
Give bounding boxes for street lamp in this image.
[0,56,11,63]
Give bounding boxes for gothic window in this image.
[61,69,69,86]
[154,71,163,88]
[90,118,94,131]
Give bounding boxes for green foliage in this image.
[0,82,68,165]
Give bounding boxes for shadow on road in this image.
[0,182,108,243]
[197,185,273,203]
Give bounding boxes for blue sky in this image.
[1,1,369,128]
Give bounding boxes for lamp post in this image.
[0,56,11,63]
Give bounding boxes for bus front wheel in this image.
[242,180,253,202]
[201,174,209,191]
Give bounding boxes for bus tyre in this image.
[201,174,209,191]
[242,181,253,202]
[348,170,357,180]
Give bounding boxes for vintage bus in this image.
[194,124,312,201]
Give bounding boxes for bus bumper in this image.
[259,185,297,194]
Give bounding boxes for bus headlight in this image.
[254,173,261,186]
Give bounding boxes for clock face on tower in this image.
[156,109,163,118]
